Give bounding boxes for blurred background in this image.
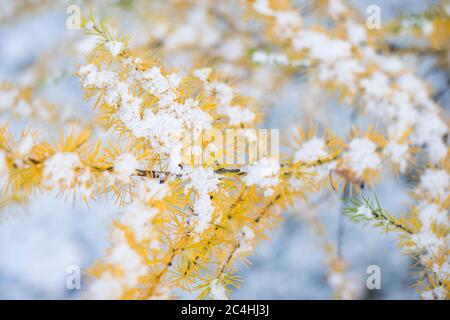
[0,0,447,299]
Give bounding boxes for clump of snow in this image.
[252,0,274,16]
[361,72,391,98]
[411,112,448,164]
[122,202,159,242]
[17,134,34,155]
[185,167,219,234]
[105,41,123,57]
[218,105,256,126]
[0,152,8,176]
[15,99,32,117]
[417,202,449,231]
[421,286,447,300]
[345,22,366,44]
[356,204,373,219]
[137,179,170,202]
[344,138,380,177]
[79,64,118,89]
[0,88,18,110]
[185,167,219,195]
[107,231,147,286]
[193,193,215,234]
[88,272,124,299]
[418,169,449,199]
[327,0,347,17]
[207,82,234,106]
[236,226,256,254]
[293,31,352,62]
[193,68,212,82]
[318,58,365,93]
[411,232,444,255]
[113,153,138,183]
[252,51,290,66]
[432,260,450,282]
[383,142,409,173]
[327,270,360,300]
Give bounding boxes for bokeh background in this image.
[0,0,447,299]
